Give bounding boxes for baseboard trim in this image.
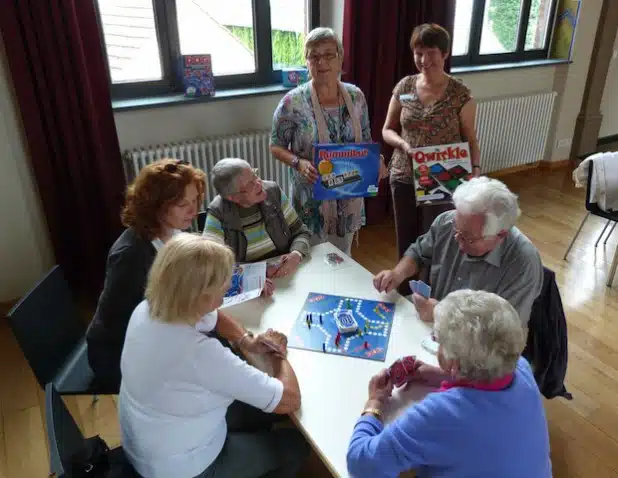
[539,158,573,170]
[598,134,618,147]
[487,162,540,178]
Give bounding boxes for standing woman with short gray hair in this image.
[270,27,387,256]
[347,289,551,478]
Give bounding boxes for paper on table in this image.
[221,262,266,308]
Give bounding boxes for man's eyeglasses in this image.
[235,168,261,195]
[306,52,338,63]
[164,159,189,173]
[453,227,488,245]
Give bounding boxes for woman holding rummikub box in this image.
[382,24,480,294]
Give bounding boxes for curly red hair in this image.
[121,159,206,240]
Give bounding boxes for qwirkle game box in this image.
[313,143,380,201]
[411,142,472,204]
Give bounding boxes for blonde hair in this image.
[304,27,344,59]
[145,233,235,325]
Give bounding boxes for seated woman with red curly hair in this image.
[86,159,206,390]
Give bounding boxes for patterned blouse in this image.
[390,75,472,184]
[270,82,372,237]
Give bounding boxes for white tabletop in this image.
[225,242,439,478]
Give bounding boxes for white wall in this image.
[0,38,53,302]
[600,34,618,138]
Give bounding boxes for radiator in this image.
[475,92,557,173]
[122,130,286,207]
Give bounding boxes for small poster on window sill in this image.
[411,142,472,205]
[180,54,215,97]
[312,142,381,200]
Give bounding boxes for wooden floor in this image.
[2,167,618,477]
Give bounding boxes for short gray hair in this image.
[452,177,521,236]
[433,289,527,382]
[304,27,344,59]
[211,158,252,197]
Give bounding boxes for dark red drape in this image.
[0,1,125,300]
[342,0,456,224]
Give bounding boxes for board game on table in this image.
[288,292,395,362]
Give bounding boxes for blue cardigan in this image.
[347,357,551,478]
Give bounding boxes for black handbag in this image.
[67,435,111,477]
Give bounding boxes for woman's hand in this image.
[261,278,275,297]
[247,328,288,357]
[411,294,437,323]
[401,141,415,157]
[298,158,319,183]
[367,368,393,403]
[378,154,388,181]
[271,252,301,278]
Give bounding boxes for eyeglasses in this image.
[163,159,189,173]
[453,227,488,245]
[235,168,261,195]
[306,52,338,63]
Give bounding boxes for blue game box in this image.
[180,54,215,97]
[313,142,381,201]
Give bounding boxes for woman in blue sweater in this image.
[347,289,551,478]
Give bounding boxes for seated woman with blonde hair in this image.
[347,289,551,478]
[119,233,308,478]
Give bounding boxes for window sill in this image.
[112,83,293,112]
[451,58,572,75]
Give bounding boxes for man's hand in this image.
[271,252,301,279]
[412,294,437,323]
[373,270,403,293]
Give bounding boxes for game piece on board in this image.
[363,341,369,350]
[309,313,313,323]
[335,332,341,347]
[319,314,323,324]
[322,343,326,352]
[346,299,351,309]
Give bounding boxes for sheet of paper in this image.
[221,262,266,308]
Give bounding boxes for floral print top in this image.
[390,75,472,184]
[270,82,372,238]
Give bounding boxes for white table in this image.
[225,243,439,478]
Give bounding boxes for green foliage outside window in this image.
[487,0,541,51]
[225,25,306,69]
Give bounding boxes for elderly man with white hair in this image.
[203,158,311,282]
[373,176,543,324]
[347,289,552,478]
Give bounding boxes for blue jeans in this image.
[194,401,309,478]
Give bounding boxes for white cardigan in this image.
[572,151,618,212]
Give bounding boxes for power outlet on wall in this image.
[557,138,572,149]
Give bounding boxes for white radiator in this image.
[475,92,557,173]
[122,130,287,207]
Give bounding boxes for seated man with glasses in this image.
[203,158,311,290]
[373,177,542,324]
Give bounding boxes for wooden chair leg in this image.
[564,213,589,259]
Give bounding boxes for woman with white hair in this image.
[203,158,311,281]
[119,233,308,478]
[347,289,551,478]
[270,27,387,256]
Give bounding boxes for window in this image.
[452,0,558,67]
[95,0,318,99]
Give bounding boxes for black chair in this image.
[563,160,618,286]
[45,383,136,478]
[197,210,208,233]
[7,266,117,395]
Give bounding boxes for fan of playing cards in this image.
[387,355,420,388]
[409,279,431,298]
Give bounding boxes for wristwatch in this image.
[291,155,300,170]
[361,407,383,419]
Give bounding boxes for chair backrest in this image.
[7,266,85,389]
[585,159,595,211]
[45,383,86,477]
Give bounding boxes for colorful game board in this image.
[288,293,395,362]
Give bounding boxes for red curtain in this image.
[0,1,125,299]
[342,0,456,224]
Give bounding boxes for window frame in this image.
[451,0,558,68]
[98,0,319,100]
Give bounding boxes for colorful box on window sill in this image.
[180,54,215,97]
[282,68,308,87]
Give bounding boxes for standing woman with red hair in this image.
[382,24,480,294]
[86,159,206,390]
